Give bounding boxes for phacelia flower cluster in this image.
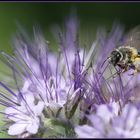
[0,12,140,138]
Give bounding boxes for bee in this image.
[107,25,140,75]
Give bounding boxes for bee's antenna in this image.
[106,71,118,80]
[101,57,110,68]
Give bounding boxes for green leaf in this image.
[70,102,80,125]
[0,131,12,138]
[43,118,76,138]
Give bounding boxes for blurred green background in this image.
[0,2,140,138]
[0,2,140,53]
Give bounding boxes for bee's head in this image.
[109,50,122,66]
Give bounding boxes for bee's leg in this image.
[116,68,126,77]
[121,66,129,73]
[116,64,125,73]
[122,68,128,73]
[116,68,123,74]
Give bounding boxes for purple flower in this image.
[0,13,87,138]
[75,101,140,138]
[0,85,44,137]
[0,11,140,138]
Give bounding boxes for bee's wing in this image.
[123,25,140,50]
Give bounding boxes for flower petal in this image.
[96,104,113,123]
[122,104,139,130]
[87,114,105,134]
[8,122,27,135]
[26,120,39,134]
[75,125,101,138]
[34,101,44,116]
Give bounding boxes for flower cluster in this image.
[0,12,140,138]
[75,101,140,138]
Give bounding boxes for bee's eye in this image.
[117,54,120,57]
